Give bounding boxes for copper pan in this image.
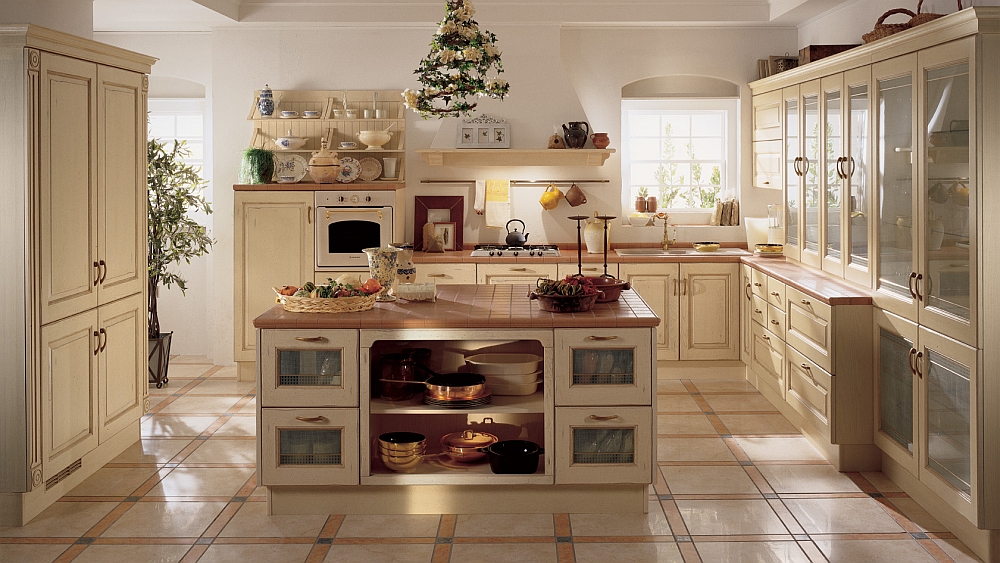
[379,372,487,401]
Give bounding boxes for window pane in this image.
[630,138,661,161]
[629,114,660,137]
[176,115,204,137]
[148,115,175,138]
[631,163,661,186]
[662,115,690,137]
[688,138,722,161]
[691,113,723,136]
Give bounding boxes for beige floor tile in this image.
[676,499,788,535]
[219,502,327,537]
[757,465,862,494]
[658,395,701,412]
[657,380,689,394]
[210,365,239,379]
[171,355,213,364]
[212,417,257,437]
[199,543,313,563]
[449,543,557,563]
[574,542,683,563]
[716,413,799,435]
[663,465,759,495]
[690,379,758,393]
[102,501,226,537]
[66,467,160,497]
[323,544,435,563]
[702,393,779,412]
[0,501,117,537]
[887,497,949,533]
[694,541,810,562]
[148,395,167,409]
[734,437,825,461]
[73,544,191,563]
[782,498,904,534]
[336,514,441,538]
[182,438,256,465]
[238,398,257,414]
[657,414,718,435]
[165,363,215,379]
[657,437,736,462]
[156,395,242,414]
[187,380,256,395]
[0,544,71,562]
[454,513,555,537]
[933,537,985,563]
[814,539,938,562]
[147,467,254,497]
[570,501,671,536]
[112,438,192,464]
[861,471,904,493]
[142,415,221,437]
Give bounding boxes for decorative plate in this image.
[337,157,362,183]
[273,154,308,183]
[358,157,382,181]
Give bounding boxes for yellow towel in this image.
[484,179,510,228]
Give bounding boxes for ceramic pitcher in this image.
[583,212,609,254]
[562,122,590,149]
[363,247,399,302]
[391,243,416,286]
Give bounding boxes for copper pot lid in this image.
[440,429,498,450]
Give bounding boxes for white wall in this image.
[0,0,93,38]
[798,0,998,46]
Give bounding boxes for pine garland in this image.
[403,0,509,118]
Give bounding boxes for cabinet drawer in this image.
[558,263,615,279]
[785,346,833,441]
[260,408,359,486]
[750,323,785,399]
[767,303,786,335]
[555,406,652,485]
[478,263,558,284]
[767,277,786,310]
[785,286,833,373]
[260,330,359,408]
[750,294,767,327]
[750,268,769,299]
[416,263,477,284]
[554,328,652,406]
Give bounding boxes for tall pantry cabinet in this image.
[0,25,154,526]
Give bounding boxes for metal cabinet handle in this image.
[510,267,528,272]
[295,416,328,423]
[588,335,618,341]
[754,282,763,287]
[99,328,107,352]
[428,273,447,278]
[99,260,107,283]
[762,181,770,185]
[835,156,845,179]
[771,320,780,325]
[793,156,803,176]
[800,363,810,370]
[847,156,856,178]
[915,274,923,301]
[907,272,917,299]
[762,334,770,341]
[588,414,619,421]
[93,331,101,355]
[326,209,382,220]
[682,279,688,296]
[800,299,811,306]
[915,351,923,379]
[307,206,312,224]
[770,291,780,297]
[93,262,101,286]
[754,309,763,314]
[294,336,328,342]
[745,283,752,300]
[908,347,917,375]
[674,279,680,296]
[582,267,598,272]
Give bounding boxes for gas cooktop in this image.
[470,244,560,257]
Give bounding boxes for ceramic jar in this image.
[308,139,341,184]
[391,243,416,285]
[258,85,276,117]
[590,132,610,149]
[363,247,398,301]
[584,213,609,254]
[562,122,590,149]
[646,196,658,213]
[635,197,647,213]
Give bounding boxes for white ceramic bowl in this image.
[358,130,392,150]
[340,142,357,149]
[489,378,542,396]
[303,111,320,117]
[280,110,297,117]
[629,215,652,227]
[483,371,541,385]
[275,136,307,150]
[465,353,543,375]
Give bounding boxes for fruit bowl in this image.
[528,291,601,313]
[585,277,631,303]
[692,241,721,252]
[358,130,392,150]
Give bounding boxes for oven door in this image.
[316,207,393,268]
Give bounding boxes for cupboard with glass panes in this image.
[749,8,1000,560]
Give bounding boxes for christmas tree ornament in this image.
[403,0,509,118]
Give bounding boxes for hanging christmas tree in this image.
[403,0,509,118]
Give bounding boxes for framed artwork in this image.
[414,195,464,251]
[456,115,510,149]
[433,222,457,251]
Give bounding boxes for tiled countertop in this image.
[254,284,660,329]
[413,247,746,265]
[741,256,872,305]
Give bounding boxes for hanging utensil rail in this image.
[420,179,610,186]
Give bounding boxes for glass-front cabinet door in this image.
[822,75,844,276]
[845,67,873,287]
[260,330,359,407]
[917,39,976,347]
[260,408,360,485]
[873,55,919,318]
[873,308,919,475]
[783,86,801,261]
[554,406,652,484]
[801,81,822,268]
[554,328,652,406]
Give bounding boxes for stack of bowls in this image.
[465,353,543,396]
[378,432,426,473]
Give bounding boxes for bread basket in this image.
[908,0,961,28]
[863,8,915,43]
[273,287,376,314]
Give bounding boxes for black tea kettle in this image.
[505,219,529,247]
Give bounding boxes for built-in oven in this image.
[315,191,394,269]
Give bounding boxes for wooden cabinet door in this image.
[873,307,919,475]
[553,328,653,407]
[234,192,314,362]
[97,65,146,305]
[679,263,739,360]
[40,308,99,481]
[260,408,359,486]
[98,294,144,442]
[619,264,680,361]
[741,265,753,364]
[554,406,653,485]
[476,264,557,284]
[260,329,359,408]
[39,52,99,325]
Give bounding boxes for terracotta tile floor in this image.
[0,357,984,563]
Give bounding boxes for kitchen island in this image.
[253,284,659,515]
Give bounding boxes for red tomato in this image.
[360,278,382,294]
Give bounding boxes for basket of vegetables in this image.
[274,279,381,314]
[529,276,603,313]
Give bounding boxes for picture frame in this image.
[456,115,510,149]
[414,195,464,251]
[433,222,457,251]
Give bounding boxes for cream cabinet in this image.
[259,329,359,408]
[234,191,315,376]
[476,263,557,284]
[0,25,153,526]
[553,328,652,406]
[260,408,360,486]
[415,263,477,284]
[554,406,653,485]
[752,89,782,189]
[620,262,739,361]
[557,263,615,279]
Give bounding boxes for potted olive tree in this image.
[148,138,213,388]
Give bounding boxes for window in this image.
[622,99,738,215]
[148,99,206,175]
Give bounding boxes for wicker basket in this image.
[274,287,377,314]
[863,8,915,43]
[909,0,962,28]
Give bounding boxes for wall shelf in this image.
[416,148,615,167]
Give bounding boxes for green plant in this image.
[637,187,648,198]
[239,147,275,184]
[148,138,214,339]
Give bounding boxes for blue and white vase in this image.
[258,84,275,117]
[391,243,416,285]
[363,247,398,302]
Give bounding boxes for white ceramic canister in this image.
[583,212,609,254]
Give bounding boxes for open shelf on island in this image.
[416,148,615,167]
[364,455,552,485]
[370,391,544,414]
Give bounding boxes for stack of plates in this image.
[424,391,493,408]
[466,353,543,396]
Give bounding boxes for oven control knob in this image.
[497,251,503,256]
[529,250,535,256]
[365,196,372,202]
[350,195,360,203]
[338,196,346,203]
[513,251,519,257]
[489,250,494,256]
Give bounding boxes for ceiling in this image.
[92,0,853,31]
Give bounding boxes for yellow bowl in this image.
[692,242,721,252]
[755,243,784,254]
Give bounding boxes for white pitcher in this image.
[584,212,609,254]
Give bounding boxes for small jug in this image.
[539,184,564,210]
[565,183,587,207]
[562,121,590,149]
[590,132,610,149]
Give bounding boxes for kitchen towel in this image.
[475,179,510,228]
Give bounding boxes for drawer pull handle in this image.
[800,299,811,305]
[93,262,101,286]
[428,273,447,278]
[770,320,780,325]
[510,267,528,272]
[907,272,917,299]
[295,336,328,342]
[588,414,619,421]
[770,291,780,297]
[762,334,770,341]
[915,273,923,302]
[295,416,328,423]
[93,330,101,355]
[800,363,810,370]
[98,260,107,283]
[588,335,619,341]
[98,328,107,352]
[754,282,763,287]
[583,267,598,271]
[754,309,762,314]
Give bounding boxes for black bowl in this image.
[484,440,544,474]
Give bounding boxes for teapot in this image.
[562,121,590,149]
[539,183,564,210]
[583,212,609,254]
[505,219,529,247]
